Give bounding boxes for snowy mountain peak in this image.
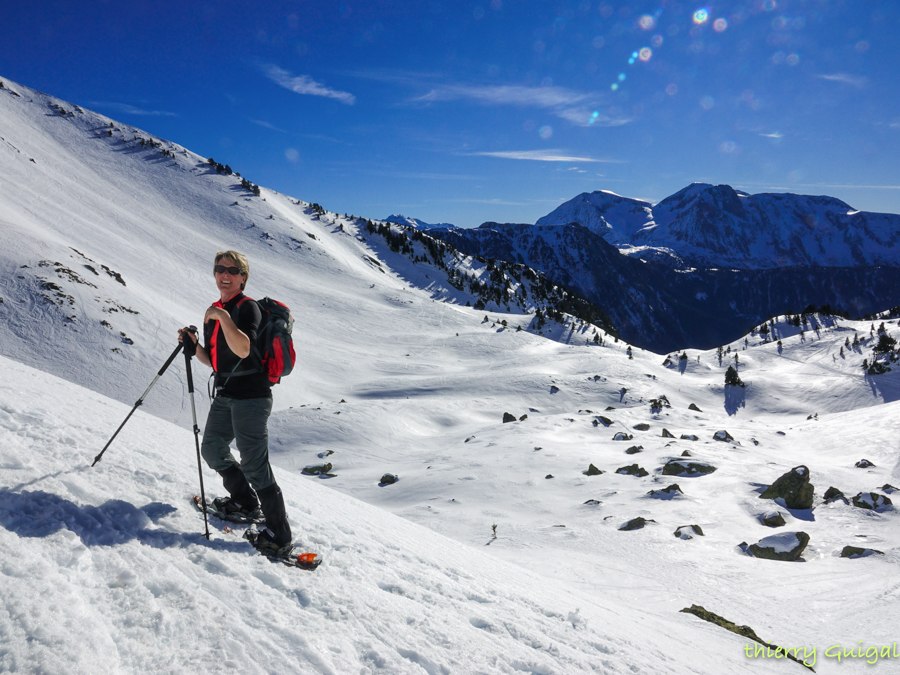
[537,182,900,269]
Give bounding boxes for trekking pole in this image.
[183,327,211,540]
[92,340,185,467]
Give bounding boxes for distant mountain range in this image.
[536,184,900,269]
[408,184,900,352]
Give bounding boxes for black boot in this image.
[257,483,292,549]
[217,463,259,512]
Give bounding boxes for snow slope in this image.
[1,76,899,674]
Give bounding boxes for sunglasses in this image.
[214,265,244,275]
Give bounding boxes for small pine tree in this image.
[725,365,745,388]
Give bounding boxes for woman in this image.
[179,250,292,553]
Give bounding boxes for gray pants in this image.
[200,396,275,491]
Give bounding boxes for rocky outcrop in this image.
[745,532,810,561]
[674,525,704,539]
[760,465,814,510]
[662,459,716,476]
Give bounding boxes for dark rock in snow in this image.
[619,517,654,531]
[674,525,704,539]
[688,403,702,412]
[823,486,849,504]
[379,473,398,486]
[616,464,649,477]
[680,434,699,441]
[713,430,734,442]
[840,546,884,559]
[747,532,810,561]
[662,428,675,438]
[302,463,336,477]
[851,492,892,510]
[761,511,786,528]
[855,459,876,468]
[584,464,604,476]
[612,432,633,441]
[625,445,643,455]
[502,412,517,423]
[647,484,684,499]
[662,459,716,476]
[760,465,814,510]
[633,423,650,431]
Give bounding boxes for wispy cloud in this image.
[469,149,618,163]
[251,119,287,133]
[760,131,783,139]
[817,73,868,89]
[92,102,177,117]
[263,64,355,105]
[409,82,625,127]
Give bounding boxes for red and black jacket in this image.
[203,293,272,399]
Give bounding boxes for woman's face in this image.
[214,257,245,298]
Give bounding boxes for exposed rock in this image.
[616,464,649,477]
[379,473,398,485]
[612,432,633,441]
[713,430,734,442]
[550,385,560,394]
[840,546,884,559]
[302,463,335,477]
[688,403,702,412]
[625,445,643,455]
[680,434,699,441]
[761,511,786,528]
[649,396,671,412]
[760,465,814,510]
[679,605,811,670]
[619,517,654,531]
[545,474,554,479]
[661,428,676,438]
[851,492,892,510]
[747,532,810,561]
[823,486,849,504]
[502,412,517,423]
[593,415,613,427]
[518,414,528,421]
[680,450,692,457]
[881,484,898,494]
[674,525,704,539]
[662,459,716,476]
[633,423,650,431]
[583,499,601,505]
[584,463,604,476]
[855,459,876,468]
[648,484,684,499]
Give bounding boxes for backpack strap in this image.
[215,296,263,380]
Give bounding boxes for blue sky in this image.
[5,0,899,227]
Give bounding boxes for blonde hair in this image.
[214,250,250,290]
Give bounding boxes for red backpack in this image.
[233,296,296,383]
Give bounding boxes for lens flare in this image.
[652,34,663,47]
[693,8,709,24]
[666,83,678,95]
[718,141,737,153]
[592,35,605,48]
[786,53,800,65]
[713,18,727,32]
[700,95,715,110]
[539,125,553,139]
[639,47,652,61]
[639,14,656,30]
[762,0,777,11]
